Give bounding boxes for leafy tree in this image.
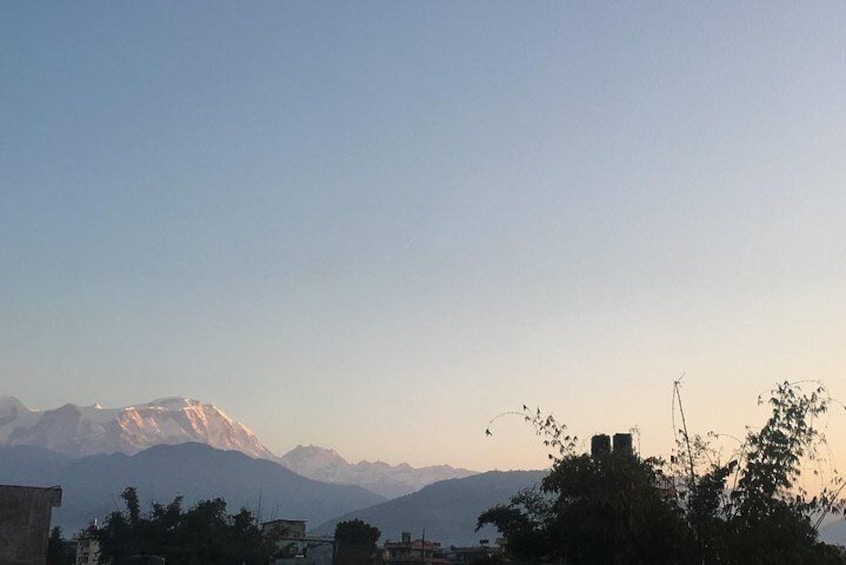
[334,518,381,548]
[476,489,553,562]
[479,450,693,564]
[682,382,846,564]
[333,519,381,565]
[46,527,75,565]
[95,487,275,565]
[480,382,846,565]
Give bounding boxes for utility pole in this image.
[420,529,426,565]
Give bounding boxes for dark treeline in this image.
[62,490,383,565]
[479,382,846,564]
[88,487,279,565]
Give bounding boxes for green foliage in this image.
[545,451,693,565]
[486,406,578,461]
[735,383,835,515]
[479,451,693,564]
[477,489,553,562]
[46,527,75,565]
[334,518,381,548]
[333,519,380,565]
[95,487,276,565]
[686,382,846,564]
[481,382,846,565]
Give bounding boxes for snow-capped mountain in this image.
[0,394,275,460]
[0,394,477,498]
[279,444,477,498]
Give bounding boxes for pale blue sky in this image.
[3,2,846,470]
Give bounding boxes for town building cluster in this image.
[261,519,502,565]
[0,483,501,565]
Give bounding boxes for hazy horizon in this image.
[4,2,846,473]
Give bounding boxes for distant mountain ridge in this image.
[0,394,477,498]
[279,444,477,498]
[315,470,547,546]
[0,443,385,535]
[0,394,274,459]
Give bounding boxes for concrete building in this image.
[262,519,308,540]
[444,540,503,564]
[0,484,62,565]
[74,529,100,565]
[376,533,449,565]
[262,519,334,565]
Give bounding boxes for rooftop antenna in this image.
[672,372,696,486]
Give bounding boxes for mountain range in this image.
[0,395,474,497]
[315,470,547,546]
[279,445,477,499]
[0,394,274,459]
[0,442,541,545]
[0,394,547,545]
[0,442,385,535]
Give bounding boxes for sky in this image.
[3,2,846,472]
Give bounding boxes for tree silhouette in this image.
[480,382,846,564]
[46,527,75,565]
[333,519,381,565]
[95,488,275,565]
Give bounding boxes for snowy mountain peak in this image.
[279,444,477,498]
[0,395,276,460]
[286,444,344,460]
[1,394,478,500]
[143,397,203,409]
